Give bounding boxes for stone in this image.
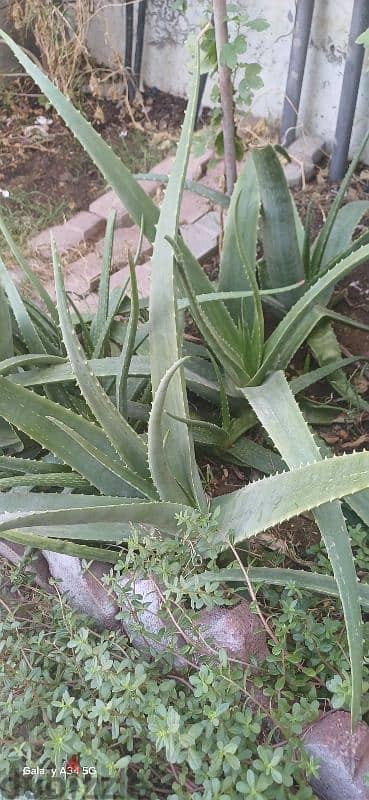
[181,210,220,262]
[42,552,119,630]
[303,710,369,800]
[90,226,151,290]
[109,261,151,298]
[198,600,269,664]
[29,212,105,258]
[0,540,54,593]
[179,190,211,225]
[284,135,326,188]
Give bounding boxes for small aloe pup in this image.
[2,31,369,725]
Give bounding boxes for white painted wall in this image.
[84,1,369,158]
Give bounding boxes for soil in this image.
[0,81,184,249]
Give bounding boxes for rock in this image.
[0,539,54,592]
[198,599,269,664]
[284,135,326,188]
[303,710,369,800]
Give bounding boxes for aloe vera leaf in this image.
[308,320,369,411]
[243,371,363,723]
[257,243,369,384]
[116,255,140,418]
[218,158,260,320]
[0,283,13,361]
[0,377,135,496]
[49,417,157,500]
[311,130,369,274]
[52,238,148,477]
[1,529,120,563]
[90,209,116,349]
[251,145,304,309]
[148,358,194,503]
[0,209,58,322]
[149,48,206,509]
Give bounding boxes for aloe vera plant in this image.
[3,31,369,724]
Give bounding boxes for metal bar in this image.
[125,0,134,102]
[329,0,369,182]
[280,0,315,147]
[133,0,147,91]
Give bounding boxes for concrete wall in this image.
[84,1,369,157]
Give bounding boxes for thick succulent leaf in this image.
[116,255,139,417]
[0,418,22,452]
[0,455,71,475]
[243,371,363,723]
[320,200,369,270]
[92,278,130,359]
[1,529,120,563]
[175,251,249,386]
[0,493,137,516]
[0,255,45,353]
[226,436,285,474]
[0,31,158,242]
[0,209,58,322]
[218,158,260,320]
[187,567,369,611]
[168,238,243,363]
[134,172,230,208]
[52,239,148,477]
[251,145,304,309]
[177,282,305,310]
[308,320,369,411]
[0,353,65,376]
[0,378,136,496]
[290,355,367,395]
[0,499,186,538]
[49,417,157,500]
[90,209,116,349]
[148,357,196,503]
[149,49,206,509]
[0,472,90,491]
[323,307,369,332]
[257,243,369,384]
[213,451,369,542]
[0,283,13,361]
[311,130,369,274]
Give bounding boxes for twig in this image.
[227,540,278,645]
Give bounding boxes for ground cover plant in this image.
[2,518,369,799]
[2,29,369,798]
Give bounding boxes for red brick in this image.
[109,262,151,299]
[179,190,211,225]
[29,212,105,259]
[180,211,220,263]
[88,170,163,226]
[90,226,151,291]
